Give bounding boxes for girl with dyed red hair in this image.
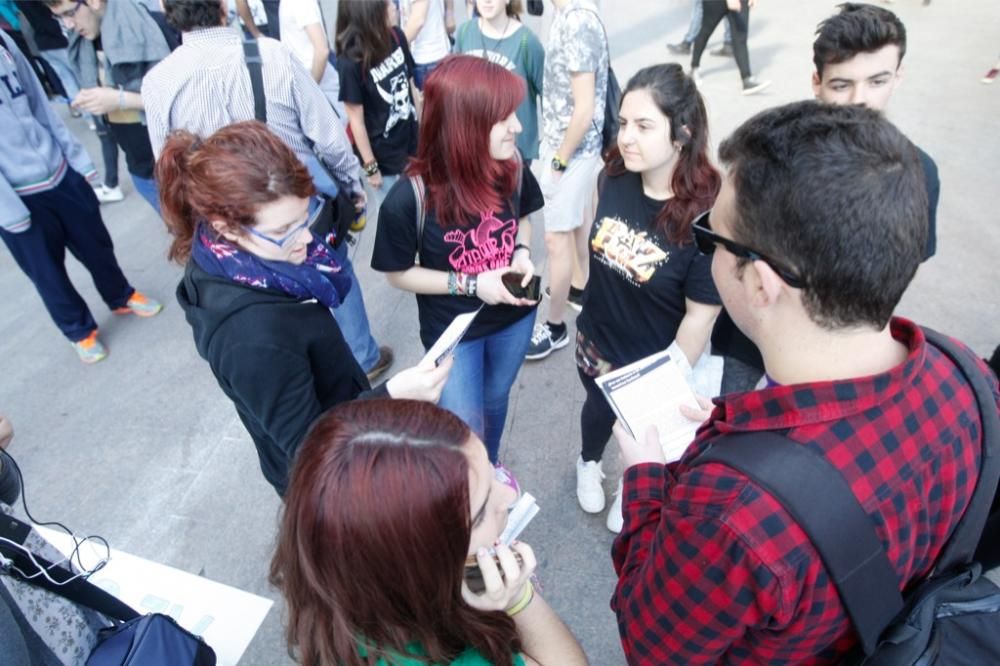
[270,398,587,666]
[372,55,542,465]
[157,121,451,497]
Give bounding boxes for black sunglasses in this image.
[691,211,806,289]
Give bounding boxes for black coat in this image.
[177,262,387,496]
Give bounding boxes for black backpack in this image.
[694,327,1000,664]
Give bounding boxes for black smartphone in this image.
[464,550,524,594]
[526,0,544,16]
[502,273,541,300]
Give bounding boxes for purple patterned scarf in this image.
[191,224,351,309]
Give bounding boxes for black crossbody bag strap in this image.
[695,431,903,655]
[0,514,139,623]
[242,37,267,123]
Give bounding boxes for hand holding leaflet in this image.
[421,308,482,367]
[596,350,703,463]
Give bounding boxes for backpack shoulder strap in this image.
[922,327,1000,572]
[241,36,267,123]
[409,174,426,261]
[693,431,903,655]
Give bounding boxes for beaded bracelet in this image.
[505,581,535,617]
[447,271,459,296]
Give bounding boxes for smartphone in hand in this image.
[464,550,525,594]
[502,273,541,301]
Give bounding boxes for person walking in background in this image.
[271,399,589,666]
[399,0,454,89]
[336,0,420,210]
[159,122,450,497]
[574,64,721,532]
[44,0,175,214]
[0,30,162,365]
[372,56,542,466]
[526,0,608,361]
[454,0,545,165]
[690,0,770,95]
[667,0,732,58]
[279,0,344,117]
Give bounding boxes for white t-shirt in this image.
[278,0,344,118]
[399,0,450,65]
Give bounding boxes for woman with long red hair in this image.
[371,55,541,465]
[157,121,450,497]
[573,64,723,532]
[270,399,587,666]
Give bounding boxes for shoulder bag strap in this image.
[0,514,139,623]
[694,431,903,655]
[409,175,426,261]
[921,326,1000,572]
[242,36,267,123]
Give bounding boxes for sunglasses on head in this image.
[691,211,806,289]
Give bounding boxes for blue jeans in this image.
[331,242,381,372]
[130,174,161,215]
[413,59,442,90]
[684,0,732,43]
[437,310,536,463]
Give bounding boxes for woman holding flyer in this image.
[270,399,588,666]
[158,122,450,497]
[372,55,542,465]
[574,64,722,531]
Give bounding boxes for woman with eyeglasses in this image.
[270,398,588,666]
[371,55,542,467]
[157,121,451,498]
[573,63,723,532]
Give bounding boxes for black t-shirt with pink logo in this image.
[372,168,544,348]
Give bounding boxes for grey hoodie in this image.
[0,30,96,233]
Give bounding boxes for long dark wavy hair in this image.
[604,63,720,245]
[270,399,522,666]
[335,0,394,73]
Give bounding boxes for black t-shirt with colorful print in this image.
[577,170,721,368]
[372,167,544,349]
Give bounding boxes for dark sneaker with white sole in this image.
[525,322,569,360]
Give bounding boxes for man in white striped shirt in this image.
[142,0,395,383]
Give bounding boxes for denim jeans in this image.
[331,242,381,372]
[437,310,537,463]
[130,174,161,216]
[684,0,732,44]
[412,59,442,90]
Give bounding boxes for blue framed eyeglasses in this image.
[244,196,323,249]
[691,210,806,289]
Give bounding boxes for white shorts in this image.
[539,147,603,233]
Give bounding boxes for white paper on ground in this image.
[36,526,273,666]
[421,307,482,366]
[596,350,703,463]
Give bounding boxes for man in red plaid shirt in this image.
[610,101,1000,664]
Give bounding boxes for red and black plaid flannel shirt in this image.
[611,318,999,664]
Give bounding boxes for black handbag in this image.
[693,327,1000,665]
[0,513,216,665]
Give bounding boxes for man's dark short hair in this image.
[718,101,927,330]
[813,3,907,77]
[162,0,225,33]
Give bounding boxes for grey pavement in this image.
[2,1,999,664]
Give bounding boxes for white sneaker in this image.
[93,185,124,204]
[606,477,624,533]
[576,456,606,513]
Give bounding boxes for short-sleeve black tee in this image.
[577,170,721,368]
[371,167,544,349]
[337,28,419,175]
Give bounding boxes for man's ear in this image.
[810,70,823,100]
[748,259,787,309]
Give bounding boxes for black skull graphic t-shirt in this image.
[337,28,419,175]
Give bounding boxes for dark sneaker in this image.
[711,43,735,58]
[666,40,691,55]
[543,286,584,313]
[525,322,568,361]
[741,77,772,96]
[366,345,394,384]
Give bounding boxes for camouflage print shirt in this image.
[541,0,608,157]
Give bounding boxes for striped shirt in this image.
[141,27,361,193]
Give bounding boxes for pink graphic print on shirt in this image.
[443,211,517,274]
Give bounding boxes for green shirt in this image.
[454,21,545,161]
[358,640,527,665]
